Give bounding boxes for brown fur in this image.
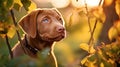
[12,8,66,67]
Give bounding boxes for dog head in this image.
[19,8,66,42]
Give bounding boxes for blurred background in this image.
[0,0,120,67]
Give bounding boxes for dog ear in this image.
[19,9,43,38]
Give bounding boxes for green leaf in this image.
[0,23,8,34]
[14,0,23,7]
[103,60,113,67]
[13,3,21,11]
[0,1,8,22]
[20,0,31,11]
[88,54,97,62]
[6,0,14,9]
[0,0,5,6]
[0,0,14,22]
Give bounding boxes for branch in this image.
[84,1,92,35]
[98,0,103,6]
[88,19,98,44]
[84,0,94,46]
[10,9,26,55]
[5,34,13,59]
[84,0,101,52]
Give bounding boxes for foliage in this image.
[0,0,37,66]
[0,0,35,38]
[80,37,120,67]
[0,0,120,67]
[79,0,120,67]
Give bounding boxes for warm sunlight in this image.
[85,0,102,7]
[72,0,103,8]
[51,0,103,8]
[1,0,120,67]
[51,0,70,8]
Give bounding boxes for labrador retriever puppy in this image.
[12,8,66,67]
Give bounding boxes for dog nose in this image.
[57,26,65,33]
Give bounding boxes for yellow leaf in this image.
[89,46,96,53]
[7,26,16,38]
[114,20,120,32]
[108,59,115,64]
[14,0,23,7]
[0,27,4,31]
[100,62,104,67]
[98,48,103,55]
[80,43,89,52]
[86,60,96,67]
[0,34,6,38]
[81,56,88,64]
[116,2,120,17]
[28,2,36,13]
[108,26,118,40]
[104,0,113,6]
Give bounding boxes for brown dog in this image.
[12,8,66,67]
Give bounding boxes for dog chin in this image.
[54,35,65,41]
[43,35,65,42]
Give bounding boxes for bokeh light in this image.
[51,0,103,8]
[72,0,103,8]
[51,0,70,8]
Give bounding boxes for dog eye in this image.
[42,17,49,23]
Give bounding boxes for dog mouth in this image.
[46,33,65,42]
[40,32,66,42]
[43,33,65,42]
[49,34,65,41]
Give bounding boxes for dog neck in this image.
[24,34,54,55]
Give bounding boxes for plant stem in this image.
[5,34,13,59]
[84,1,92,35]
[99,0,103,6]
[84,0,94,52]
[10,9,26,54]
[84,0,94,45]
[88,19,98,44]
[84,0,102,52]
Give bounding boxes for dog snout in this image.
[56,26,65,33]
